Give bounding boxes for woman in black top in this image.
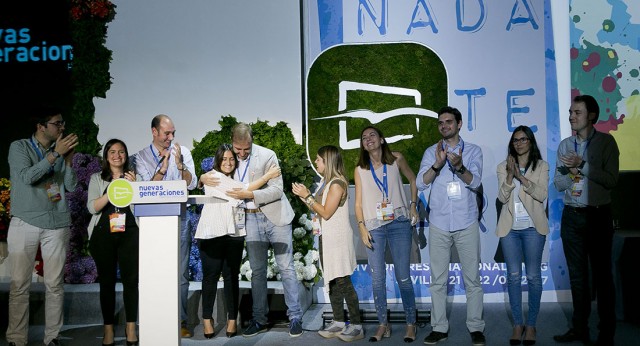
[87,139,139,346]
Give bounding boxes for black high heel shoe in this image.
[204,319,215,339]
[510,325,524,345]
[522,326,536,346]
[226,320,238,337]
[125,329,139,345]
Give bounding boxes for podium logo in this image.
[107,178,134,208]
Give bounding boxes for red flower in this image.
[35,245,44,277]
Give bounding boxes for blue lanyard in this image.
[31,137,53,174]
[443,139,465,178]
[149,144,167,180]
[150,144,162,164]
[369,162,388,199]
[573,134,592,159]
[238,155,251,183]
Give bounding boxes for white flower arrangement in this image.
[240,260,253,281]
[266,265,275,279]
[237,212,321,287]
[304,249,319,265]
[293,227,307,239]
[303,264,318,281]
[294,259,305,281]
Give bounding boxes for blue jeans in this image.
[245,212,302,324]
[180,215,191,323]
[500,227,545,327]
[365,217,416,324]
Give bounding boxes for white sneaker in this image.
[318,321,345,338]
[337,324,364,342]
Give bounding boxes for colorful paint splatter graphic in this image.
[570,0,640,169]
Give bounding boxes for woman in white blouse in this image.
[196,143,280,338]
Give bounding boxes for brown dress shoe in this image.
[181,325,192,338]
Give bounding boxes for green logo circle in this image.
[107,178,134,208]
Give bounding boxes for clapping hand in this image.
[56,133,79,165]
[506,155,516,182]
[434,140,447,169]
[447,147,463,171]
[291,182,310,200]
[123,171,136,182]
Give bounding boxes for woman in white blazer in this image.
[496,125,549,346]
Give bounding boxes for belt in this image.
[565,204,610,213]
[245,208,262,214]
[565,205,587,213]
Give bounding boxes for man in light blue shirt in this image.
[134,114,197,337]
[417,106,486,346]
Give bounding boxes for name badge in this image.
[447,181,462,200]
[232,206,245,232]
[514,201,531,223]
[46,182,62,202]
[571,176,583,197]
[109,212,126,233]
[376,201,395,221]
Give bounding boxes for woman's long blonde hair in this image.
[318,145,347,184]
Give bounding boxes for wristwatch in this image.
[578,160,586,169]
[456,165,466,174]
[51,151,61,159]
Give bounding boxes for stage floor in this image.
[2,301,639,345]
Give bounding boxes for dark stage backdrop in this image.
[0,1,73,177]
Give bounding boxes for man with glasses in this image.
[134,114,197,337]
[6,107,78,346]
[417,106,486,346]
[553,95,619,345]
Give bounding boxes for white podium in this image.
[107,179,225,346]
[134,202,182,345]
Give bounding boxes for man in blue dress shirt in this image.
[135,114,197,337]
[417,106,486,346]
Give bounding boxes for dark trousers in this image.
[89,225,139,324]
[328,276,362,324]
[199,235,245,320]
[560,205,616,338]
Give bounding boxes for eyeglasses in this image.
[47,120,66,128]
[511,137,529,144]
